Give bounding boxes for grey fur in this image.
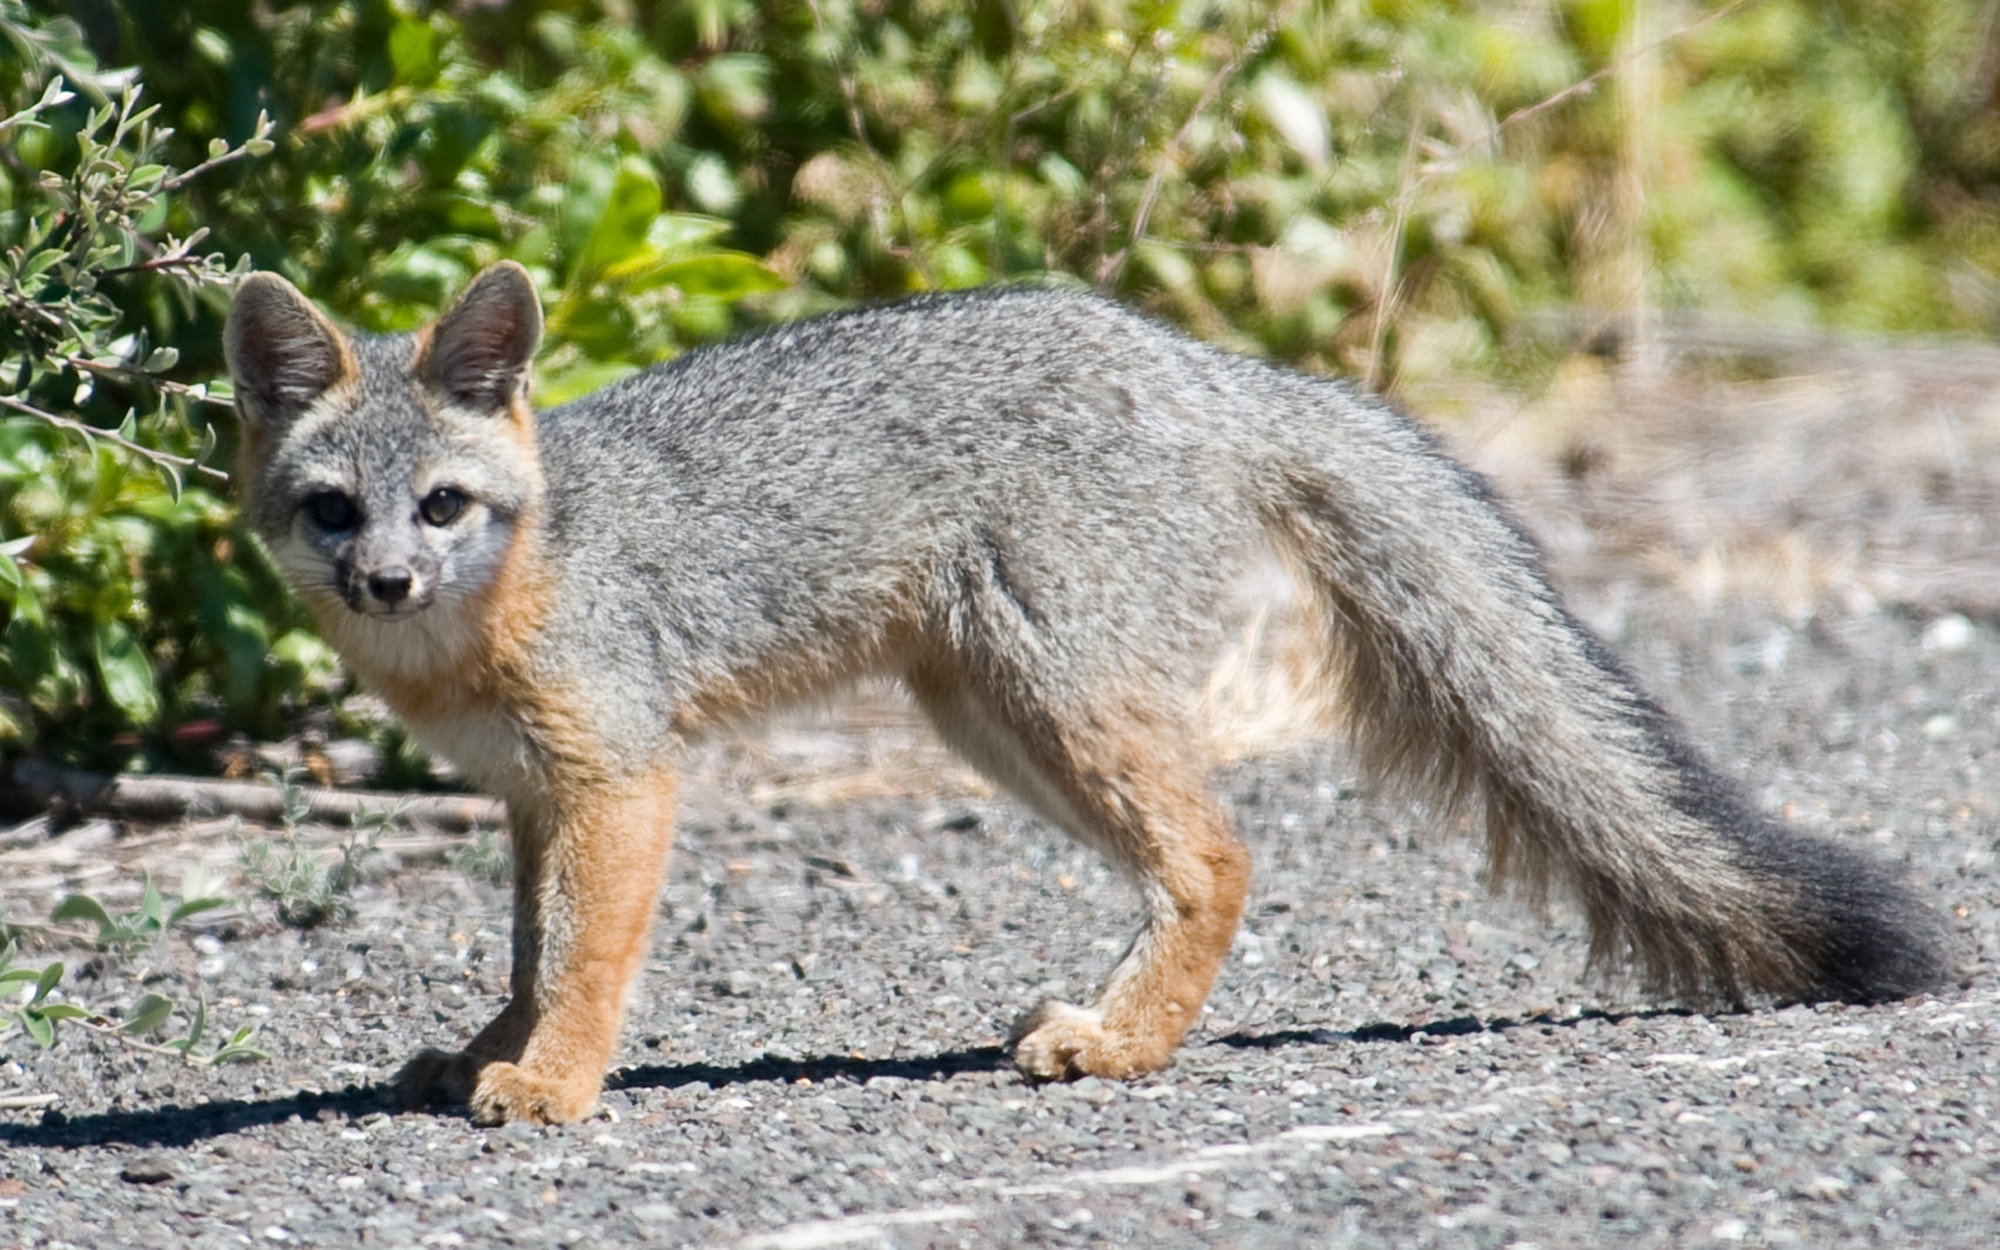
[234,280,1949,1010]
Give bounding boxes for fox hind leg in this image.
[907,662,1251,1080]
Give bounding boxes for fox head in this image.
[225,264,547,669]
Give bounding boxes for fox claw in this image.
[1010,1000,1169,1082]
[467,1060,598,1126]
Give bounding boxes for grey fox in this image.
[225,262,1947,1125]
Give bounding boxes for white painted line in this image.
[1276,1123,1398,1144]
[740,1204,981,1250]
[992,1122,1399,1196]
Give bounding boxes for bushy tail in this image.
[1254,392,1948,1004]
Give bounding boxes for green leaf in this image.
[17,247,64,283]
[208,1025,268,1065]
[9,571,45,626]
[1252,72,1330,170]
[20,1010,53,1048]
[31,961,63,1004]
[374,242,468,310]
[624,253,785,299]
[683,153,739,214]
[140,876,165,925]
[647,214,732,257]
[695,53,770,126]
[37,1003,89,1022]
[535,360,641,408]
[550,299,648,365]
[91,617,161,725]
[167,896,227,925]
[123,992,174,1036]
[388,18,439,86]
[50,894,114,930]
[182,995,206,1052]
[573,157,663,277]
[443,196,501,236]
[268,628,342,698]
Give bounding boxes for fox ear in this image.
[420,261,543,414]
[225,273,351,429]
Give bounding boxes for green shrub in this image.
[0,3,313,768]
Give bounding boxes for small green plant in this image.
[0,873,264,1062]
[236,769,403,929]
[238,836,349,930]
[0,957,80,1049]
[137,994,267,1066]
[451,826,514,889]
[1,867,227,954]
[0,955,266,1064]
[48,875,227,953]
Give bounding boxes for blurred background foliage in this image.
[1,0,1996,773]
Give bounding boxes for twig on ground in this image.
[7,759,506,834]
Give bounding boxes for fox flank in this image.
[225,263,1949,1125]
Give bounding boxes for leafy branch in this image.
[0,75,272,504]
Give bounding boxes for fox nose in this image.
[366,567,414,605]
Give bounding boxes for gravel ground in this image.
[2,352,1998,1248]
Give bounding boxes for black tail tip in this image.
[1804,905,1954,1005]
[1781,837,1955,1004]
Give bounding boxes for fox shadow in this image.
[0,1007,1692,1149]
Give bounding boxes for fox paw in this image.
[394,1047,482,1109]
[1010,1001,1167,1082]
[467,1061,599,1126]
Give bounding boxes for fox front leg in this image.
[398,772,678,1124]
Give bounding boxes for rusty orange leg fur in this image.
[397,771,677,1124]
[1007,735,1251,1080]
[908,665,1250,1080]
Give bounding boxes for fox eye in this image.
[420,486,467,527]
[304,490,358,532]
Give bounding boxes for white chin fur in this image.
[357,600,430,621]
[322,595,486,681]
